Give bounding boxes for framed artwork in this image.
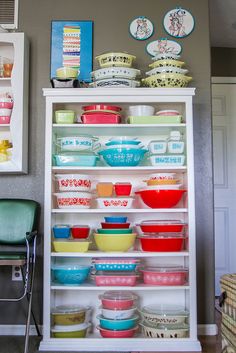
[163,8,195,38]
[50,20,93,82]
[129,16,154,40]
[146,38,182,57]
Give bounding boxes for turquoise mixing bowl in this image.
[98,147,148,167]
[97,315,139,330]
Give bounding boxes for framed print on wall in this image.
[50,20,93,82]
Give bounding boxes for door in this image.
[212,80,236,295]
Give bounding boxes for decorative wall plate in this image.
[146,38,182,57]
[129,16,154,41]
[163,8,195,38]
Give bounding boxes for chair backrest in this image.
[0,199,39,244]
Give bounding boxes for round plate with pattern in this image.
[129,16,154,40]
[163,8,195,38]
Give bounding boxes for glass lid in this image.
[99,290,137,301]
[51,305,90,314]
[141,304,189,316]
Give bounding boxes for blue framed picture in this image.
[50,20,93,82]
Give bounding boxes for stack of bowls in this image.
[90,52,140,88]
[139,304,189,339]
[94,216,137,252]
[98,136,148,167]
[80,104,122,124]
[97,291,139,338]
[0,97,13,124]
[51,305,91,338]
[142,53,192,88]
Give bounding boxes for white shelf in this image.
[51,283,190,291]
[52,166,187,174]
[53,123,186,128]
[52,208,188,213]
[51,251,189,257]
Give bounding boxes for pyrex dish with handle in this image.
[54,191,92,209]
[52,264,90,285]
[138,233,185,252]
[91,67,140,80]
[53,240,91,253]
[51,305,91,325]
[140,266,188,286]
[95,52,136,68]
[89,78,140,88]
[140,322,189,338]
[53,152,99,167]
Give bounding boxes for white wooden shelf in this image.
[52,166,187,174]
[51,283,190,291]
[52,208,188,213]
[53,123,186,128]
[51,251,189,258]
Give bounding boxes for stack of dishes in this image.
[53,134,100,167]
[142,53,192,88]
[98,136,148,167]
[97,291,138,338]
[139,304,189,339]
[94,216,136,252]
[90,52,140,88]
[80,104,122,124]
[51,305,91,338]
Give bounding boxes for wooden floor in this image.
[0,311,223,353]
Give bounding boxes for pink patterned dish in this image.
[54,192,92,209]
[140,267,188,286]
[94,271,138,286]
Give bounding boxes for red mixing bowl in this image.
[101,222,130,229]
[139,234,185,252]
[135,189,186,208]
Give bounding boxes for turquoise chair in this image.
[0,199,40,353]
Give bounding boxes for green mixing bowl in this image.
[97,228,132,234]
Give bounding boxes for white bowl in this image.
[54,192,92,209]
[128,105,155,117]
[91,67,140,80]
[96,197,133,209]
[146,66,189,76]
[89,78,140,88]
[100,306,137,320]
[55,174,92,192]
[0,108,12,117]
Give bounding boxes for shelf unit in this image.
[40,88,201,352]
[0,33,29,173]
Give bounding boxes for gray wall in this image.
[0,0,214,326]
[211,47,236,76]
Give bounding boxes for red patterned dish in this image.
[97,197,133,209]
[54,192,92,209]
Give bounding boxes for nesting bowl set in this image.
[90,52,140,88]
[142,53,192,88]
[97,291,139,338]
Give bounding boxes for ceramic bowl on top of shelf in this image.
[99,291,138,310]
[149,59,185,69]
[94,232,136,252]
[89,78,140,88]
[98,147,148,167]
[142,73,192,88]
[53,240,91,253]
[146,66,189,76]
[54,110,76,124]
[139,305,189,326]
[140,266,188,286]
[96,197,134,209]
[95,52,136,68]
[51,305,91,325]
[51,322,91,338]
[135,189,186,208]
[54,192,92,209]
[55,174,92,192]
[128,105,155,117]
[151,53,180,61]
[140,322,189,339]
[91,67,140,80]
[52,263,90,285]
[56,66,78,79]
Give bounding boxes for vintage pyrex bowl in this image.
[55,174,92,192]
[142,73,192,88]
[53,240,91,253]
[93,258,138,271]
[99,291,137,310]
[97,315,139,330]
[54,110,76,124]
[101,222,130,229]
[146,66,188,76]
[97,325,138,338]
[94,233,136,252]
[93,271,138,286]
[89,78,140,88]
[135,189,186,208]
[95,52,136,68]
[53,153,99,167]
[96,197,134,209]
[52,264,90,285]
[140,266,188,286]
[139,305,189,326]
[91,67,140,80]
[138,233,185,252]
[56,135,99,152]
[151,53,180,61]
[51,305,91,325]
[98,147,148,167]
[53,224,71,239]
[56,66,78,79]
[149,59,185,69]
[104,216,127,223]
[140,322,189,339]
[54,191,92,209]
[96,228,133,234]
[100,306,137,320]
[51,322,90,338]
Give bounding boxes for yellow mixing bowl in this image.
[94,233,136,252]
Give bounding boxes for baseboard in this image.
[197,324,218,336]
[0,324,217,337]
[0,324,42,336]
